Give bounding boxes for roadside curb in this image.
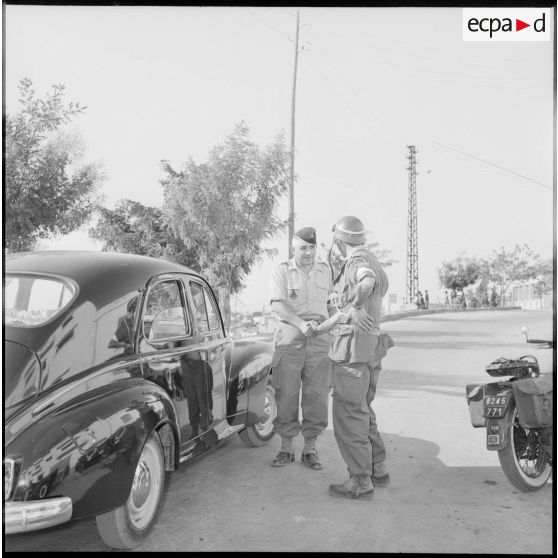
[381,306,523,323]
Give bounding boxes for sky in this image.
[4,5,555,312]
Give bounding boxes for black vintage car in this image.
[4,251,276,549]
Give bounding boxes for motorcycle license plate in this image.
[483,395,509,417]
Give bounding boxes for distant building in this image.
[511,278,552,310]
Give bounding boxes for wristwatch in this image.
[351,302,363,310]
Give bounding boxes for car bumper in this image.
[4,497,72,534]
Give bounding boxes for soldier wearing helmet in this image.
[269,227,335,470]
[317,216,394,500]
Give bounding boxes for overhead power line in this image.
[433,141,551,190]
[306,58,406,156]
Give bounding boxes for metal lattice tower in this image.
[406,145,419,303]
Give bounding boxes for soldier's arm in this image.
[316,310,345,333]
[271,300,308,331]
[347,264,377,331]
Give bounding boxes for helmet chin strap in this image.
[328,238,346,284]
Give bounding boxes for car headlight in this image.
[4,458,15,500]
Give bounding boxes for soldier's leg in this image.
[331,363,373,477]
[272,354,304,440]
[366,356,390,485]
[271,323,306,436]
[366,358,387,464]
[271,324,307,460]
[300,334,331,451]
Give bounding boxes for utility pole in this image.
[406,145,419,304]
[288,11,300,258]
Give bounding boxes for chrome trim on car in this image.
[4,498,73,534]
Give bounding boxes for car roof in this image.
[5,251,200,291]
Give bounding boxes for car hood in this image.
[4,340,42,421]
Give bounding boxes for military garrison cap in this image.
[294,227,317,245]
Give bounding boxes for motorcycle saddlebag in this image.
[512,376,553,429]
[466,384,486,427]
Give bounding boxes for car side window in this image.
[190,281,210,333]
[189,281,220,333]
[143,280,189,341]
[203,287,220,331]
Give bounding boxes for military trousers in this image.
[331,353,387,477]
[271,322,332,440]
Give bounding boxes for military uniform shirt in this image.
[270,258,333,321]
[335,247,389,362]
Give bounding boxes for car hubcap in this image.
[255,385,277,437]
[127,440,162,530]
[132,461,151,509]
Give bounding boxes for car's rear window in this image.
[4,274,76,326]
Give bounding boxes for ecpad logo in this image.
[463,8,550,42]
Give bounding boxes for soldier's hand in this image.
[308,320,319,336]
[348,306,375,332]
[301,321,317,337]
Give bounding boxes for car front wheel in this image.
[95,433,165,549]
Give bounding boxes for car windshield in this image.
[4,274,76,326]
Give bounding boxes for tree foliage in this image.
[531,259,552,304]
[89,199,196,264]
[5,78,102,252]
[438,254,481,293]
[483,244,547,306]
[160,122,290,326]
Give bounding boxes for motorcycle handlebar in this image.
[526,339,553,347]
[521,327,553,348]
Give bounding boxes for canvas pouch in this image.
[512,376,553,429]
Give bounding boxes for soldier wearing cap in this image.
[317,216,394,500]
[269,226,335,469]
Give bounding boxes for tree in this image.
[160,122,290,327]
[5,78,102,252]
[483,244,540,307]
[531,259,552,308]
[89,199,196,265]
[438,254,481,294]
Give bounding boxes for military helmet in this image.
[332,216,366,245]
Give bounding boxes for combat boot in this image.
[328,474,374,500]
[371,461,390,487]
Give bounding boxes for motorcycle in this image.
[465,326,553,491]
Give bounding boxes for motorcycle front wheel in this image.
[497,404,552,491]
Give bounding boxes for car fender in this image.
[226,338,273,426]
[5,377,180,521]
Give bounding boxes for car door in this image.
[138,274,212,457]
[186,279,230,437]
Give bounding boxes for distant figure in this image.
[444,290,450,309]
[462,292,467,309]
[482,292,489,307]
[415,291,422,310]
[424,290,429,310]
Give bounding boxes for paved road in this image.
[6,309,554,553]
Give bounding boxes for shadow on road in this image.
[5,430,552,553]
